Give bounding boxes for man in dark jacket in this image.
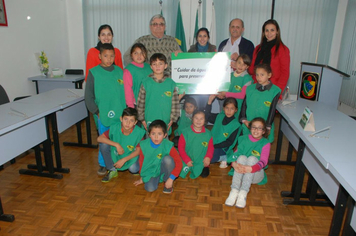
[218,18,254,71]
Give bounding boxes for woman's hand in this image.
[167,120,173,132]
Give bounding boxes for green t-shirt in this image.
[109,122,145,171]
[179,126,212,179]
[143,78,176,126]
[140,138,173,183]
[211,112,241,157]
[174,110,192,136]
[243,84,281,143]
[91,65,126,127]
[228,72,253,119]
[125,62,152,101]
[228,134,269,185]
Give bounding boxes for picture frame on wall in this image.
[0,0,8,27]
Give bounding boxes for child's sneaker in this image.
[225,189,239,206]
[219,161,228,168]
[97,166,107,176]
[101,170,118,183]
[200,167,210,178]
[163,186,173,194]
[235,190,248,208]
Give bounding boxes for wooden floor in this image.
[0,114,334,235]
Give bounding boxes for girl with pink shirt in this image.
[225,117,270,208]
[124,43,152,108]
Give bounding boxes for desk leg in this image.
[272,116,296,165]
[329,185,349,236]
[50,114,69,173]
[281,139,305,198]
[19,116,63,179]
[273,115,284,163]
[0,197,14,222]
[63,114,97,149]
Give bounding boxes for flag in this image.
[175,2,187,52]
[193,9,199,44]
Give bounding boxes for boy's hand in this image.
[217,91,226,99]
[187,161,193,167]
[134,177,143,186]
[232,161,238,172]
[203,157,210,167]
[116,144,124,155]
[178,92,186,101]
[142,121,148,131]
[165,178,173,189]
[208,94,216,105]
[167,120,173,132]
[113,158,127,169]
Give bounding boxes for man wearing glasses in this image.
[124,14,181,75]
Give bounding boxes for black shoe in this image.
[200,167,210,178]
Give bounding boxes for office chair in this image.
[65,69,84,75]
[0,84,10,105]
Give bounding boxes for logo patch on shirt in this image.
[264,101,271,107]
[108,110,115,118]
[223,132,229,138]
[127,145,134,151]
[117,79,124,84]
[234,85,242,91]
[164,91,172,97]
[202,142,208,147]
[183,166,190,173]
[251,150,260,157]
[157,153,162,159]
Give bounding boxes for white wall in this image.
[0,0,84,101]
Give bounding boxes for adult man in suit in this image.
[218,18,254,71]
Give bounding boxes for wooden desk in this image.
[275,99,356,234]
[28,75,84,94]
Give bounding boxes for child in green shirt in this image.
[97,108,145,183]
[85,43,126,176]
[136,53,180,135]
[134,120,183,193]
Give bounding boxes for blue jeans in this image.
[211,148,227,163]
[96,115,109,167]
[100,143,139,173]
[144,155,175,192]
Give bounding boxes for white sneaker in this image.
[219,161,228,168]
[235,190,248,208]
[225,189,239,206]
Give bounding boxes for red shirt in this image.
[249,44,290,93]
[85,47,123,81]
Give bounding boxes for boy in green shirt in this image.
[85,43,126,176]
[97,108,145,182]
[136,53,180,135]
[134,120,183,193]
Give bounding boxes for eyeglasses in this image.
[251,126,264,131]
[151,23,165,27]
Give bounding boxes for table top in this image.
[277,99,356,199]
[28,74,84,82]
[0,89,84,135]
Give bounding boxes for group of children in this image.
[84,42,281,207]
